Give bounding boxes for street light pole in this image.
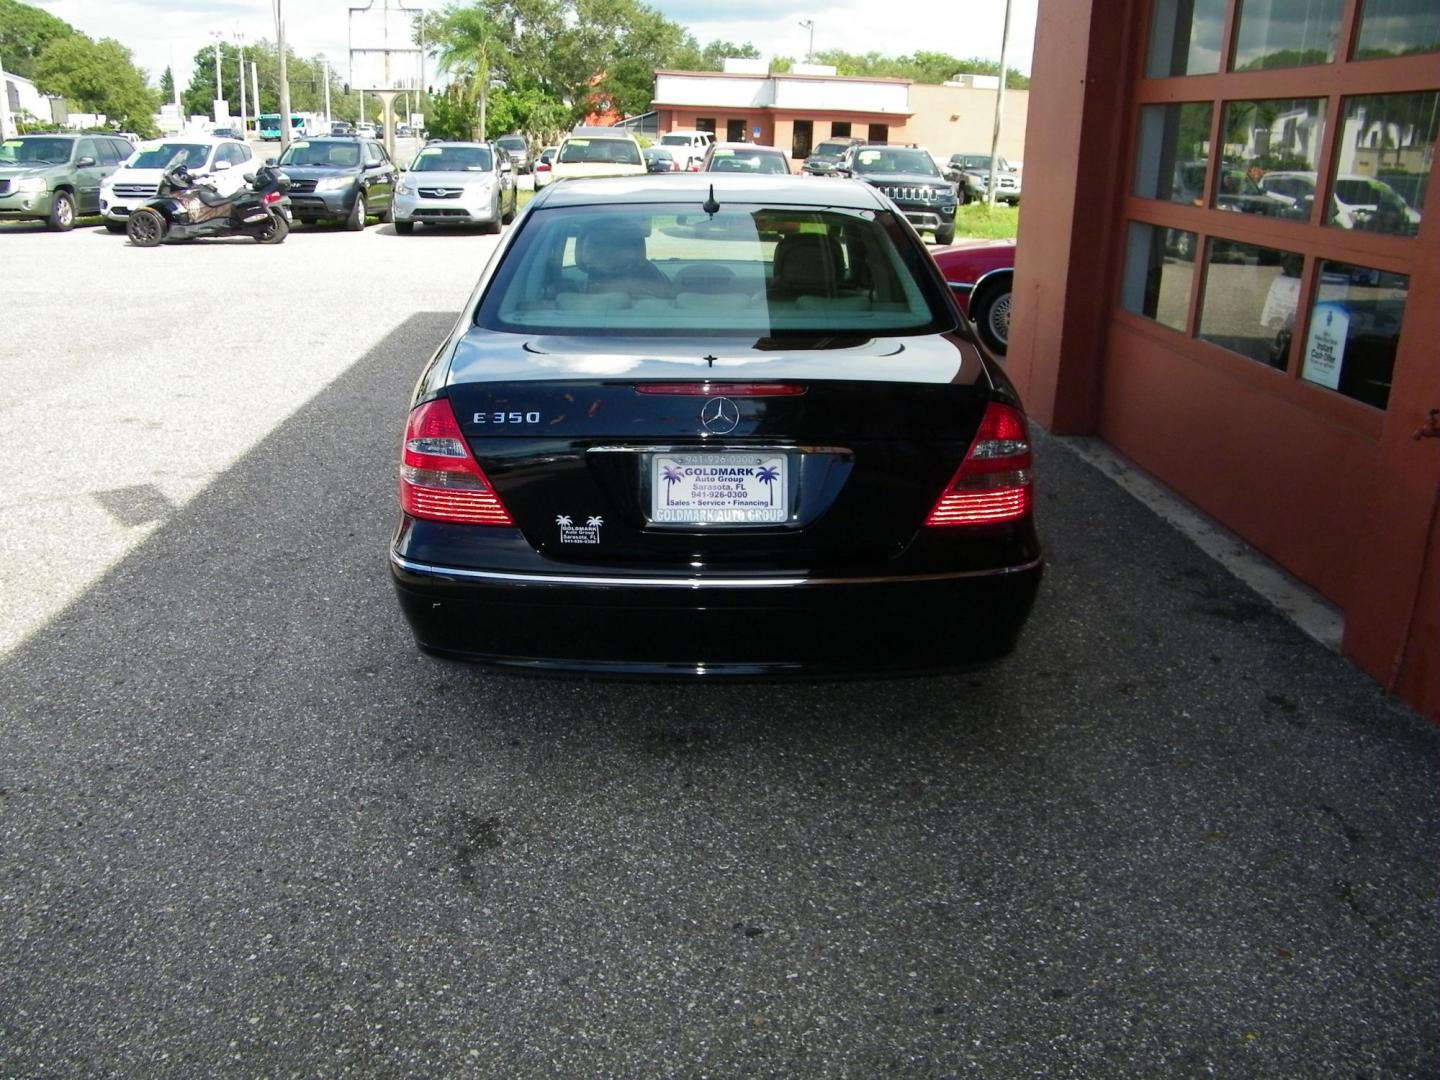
[211,31,225,122]
[798,19,815,63]
[986,0,1014,208]
[273,0,293,150]
[322,57,332,125]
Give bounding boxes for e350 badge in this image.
[556,514,603,544]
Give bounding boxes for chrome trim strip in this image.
[391,551,1042,589]
[945,280,975,294]
[968,266,1013,296]
[587,444,853,455]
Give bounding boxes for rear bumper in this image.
[391,551,1042,677]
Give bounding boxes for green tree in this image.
[430,4,510,139]
[0,0,78,80]
[159,65,175,102]
[33,35,158,135]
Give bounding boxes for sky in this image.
[32,0,1039,92]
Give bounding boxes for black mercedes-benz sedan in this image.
[390,174,1041,676]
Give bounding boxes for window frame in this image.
[1116,0,1436,433]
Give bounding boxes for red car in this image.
[932,238,1015,355]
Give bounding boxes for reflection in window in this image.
[1326,92,1436,237]
[1146,0,1226,76]
[1232,0,1343,70]
[1356,0,1440,59]
[1199,239,1304,369]
[1220,98,1326,222]
[1301,262,1408,410]
[1134,103,1213,202]
[1122,222,1197,331]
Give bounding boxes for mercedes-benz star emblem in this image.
[699,397,741,435]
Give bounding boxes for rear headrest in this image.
[773,233,843,294]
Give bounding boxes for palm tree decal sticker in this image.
[756,464,780,505]
[555,514,572,528]
[586,516,604,529]
[662,464,684,505]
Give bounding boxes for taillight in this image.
[925,402,1033,526]
[399,398,513,525]
[262,191,282,205]
[536,162,550,173]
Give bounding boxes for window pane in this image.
[1301,262,1408,409]
[1121,222,1197,330]
[1199,239,1303,369]
[1220,98,1326,221]
[1356,0,1440,59]
[1146,0,1226,76]
[1134,103,1213,202]
[1232,0,1343,70]
[1326,91,1436,237]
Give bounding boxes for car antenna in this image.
[702,183,720,216]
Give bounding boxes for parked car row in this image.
[1,131,522,238]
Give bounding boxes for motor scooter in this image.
[125,163,292,247]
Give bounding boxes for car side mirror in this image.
[834,166,851,177]
[213,160,231,171]
[76,156,96,167]
[265,157,277,166]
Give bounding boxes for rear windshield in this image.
[409,145,493,172]
[559,138,642,165]
[497,138,526,151]
[660,134,694,146]
[0,137,73,164]
[811,141,851,159]
[708,149,788,174]
[278,141,360,167]
[475,203,952,338]
[130,143,211,169]
[851,148,940,176]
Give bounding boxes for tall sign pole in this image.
[322,58,332,125]
[274,0,293,150]
[237,33,248,138]
[251,60,260,120]
[986,0,1013,208]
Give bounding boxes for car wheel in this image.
[47,190,76,232]
[104,221,127,234]
[380,202,393,225]
[934,225,955,246]
[502,194,516,225]
[125,207,166,248]
[972,278,1013,355]
[345,192,366,231]
[395,221,415,234]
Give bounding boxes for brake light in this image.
[925,402,1033,526]
[399,398,513,525]
[262,191,282,205]
[634,383,806,396]
[536,161,550,173]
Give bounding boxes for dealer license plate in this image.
[650,453,788,524]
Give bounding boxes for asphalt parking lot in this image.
[1,221,1437,1077]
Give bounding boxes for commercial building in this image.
[650,62,1028,162]
[1013,0,1439,719]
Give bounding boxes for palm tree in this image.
[586,516,604,529]
[555,514,572,528]
[432,4,508,140]
[662,465,684,505]
[756,465,780,505]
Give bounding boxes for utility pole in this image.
[274,0,293,150]
[798,20,815,63]
[986,0,1013,208]
[237,31,248,139]
[322,57,332,125]
[251,59,260,122]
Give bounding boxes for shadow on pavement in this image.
[0,313,1435,1077]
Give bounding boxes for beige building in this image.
[650,65,1028,164]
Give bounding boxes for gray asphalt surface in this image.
[2,304,1438,1073]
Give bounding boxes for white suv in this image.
[552,128,647,181]
[100,137,255,233]
[656,129,714,171]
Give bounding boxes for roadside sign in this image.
[349,0,423,92]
